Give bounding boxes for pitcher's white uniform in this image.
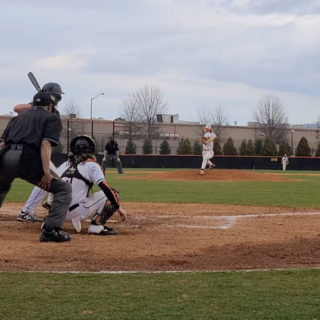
[200,125,216,174]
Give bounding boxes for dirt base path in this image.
[1,202,319,272]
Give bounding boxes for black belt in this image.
[203,149,211,151]
[10,144,23,150]
[69,203,79,211]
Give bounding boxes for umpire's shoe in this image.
[40,225,71,242]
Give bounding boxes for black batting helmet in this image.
[70,135,96,155]
[42,82,64,104]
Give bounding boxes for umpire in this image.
[0,90,72,242]
[102,136,123,174]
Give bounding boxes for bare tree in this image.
[120,93,143,138]
[212,104,228,139]
[61,100,81,118]
[198,104,228,139]
[135,85,168,138]
[198,107,214,126]
[253,93,288,143]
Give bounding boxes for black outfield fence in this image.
[52,153,320,171]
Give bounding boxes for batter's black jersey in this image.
[1,107,62,150]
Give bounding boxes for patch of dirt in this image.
[0,201,319,272]
[122,169,301,181]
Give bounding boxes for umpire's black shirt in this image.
[2,107,61,150]
[1,107,62,181]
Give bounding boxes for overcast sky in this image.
[1,0,320,126]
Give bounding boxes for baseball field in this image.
[0,168,320,319]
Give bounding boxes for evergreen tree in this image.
[192,140,202,155]
[315,142,320,156]
[246,139,255,155]
[213,139,222,155]
[182,138,192,154]
[278,140,291,156]
[125,138,137,154]
[176,138,184,154]
[239,139,247,155]
[260,137,277,156]
[159,139,171,154]
[255,139,263,155]
[142,138,153,154]
[177,138,192,154]
[295,137,311,156]
[223,137,238,155]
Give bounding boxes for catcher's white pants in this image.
[22,187,107,232]
[67,191,107,232]
[201,150,214,170]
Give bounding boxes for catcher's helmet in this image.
[70,135,96,155]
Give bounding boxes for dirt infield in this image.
[1,202,319,272]
[122,169,300,181]
[0,169,319,272]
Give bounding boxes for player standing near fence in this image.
[200,125,216,175]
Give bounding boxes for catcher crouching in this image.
[56,135,127,235]
[20,135,127,235]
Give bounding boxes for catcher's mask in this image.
[70,135,96,155]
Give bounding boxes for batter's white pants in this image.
[21,161,57,214]
[201,150,214,170]
[22,186,47,214]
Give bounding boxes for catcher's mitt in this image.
[111,187,120,201]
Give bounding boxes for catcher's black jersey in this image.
[2,107,61,150]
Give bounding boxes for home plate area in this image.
[0,202,320,272]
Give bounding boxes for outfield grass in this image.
[5,169,320,208]
[0,270,319,320]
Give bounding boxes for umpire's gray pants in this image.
[0,149,71,229]
[102,154,123,174]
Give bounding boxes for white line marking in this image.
[152,212,320,230]
[2,266,320,274]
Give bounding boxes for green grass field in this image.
[1,169,320,319]
[6,169,320,208]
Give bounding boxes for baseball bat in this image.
[27,72,41,91]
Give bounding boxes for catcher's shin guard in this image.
[92,200,117,225]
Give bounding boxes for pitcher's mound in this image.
[123,169,297,181]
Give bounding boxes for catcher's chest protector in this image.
[61,163,93,194]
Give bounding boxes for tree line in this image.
[61,85,319,157]
[124,135,320,156]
